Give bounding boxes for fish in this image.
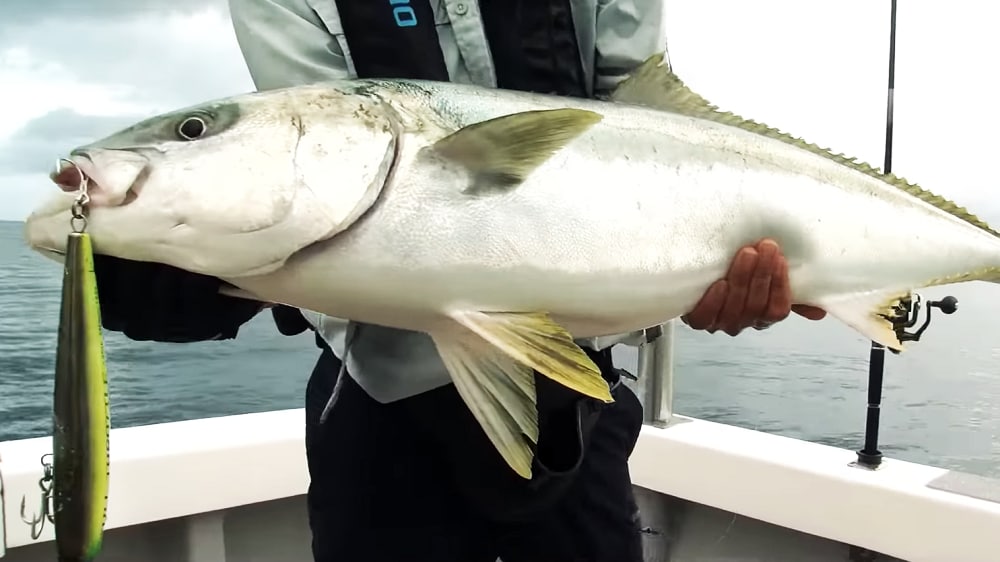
[22,54,1000,479]
[52,225,111,560]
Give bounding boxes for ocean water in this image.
[1,220,998,478]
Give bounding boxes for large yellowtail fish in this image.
[21,55,1000,479]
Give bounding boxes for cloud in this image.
[0,0,211,29]
[0,0,253,220]
[1,5,253,110]
[0,109,143,175]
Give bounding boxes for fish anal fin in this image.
[431,333,539,479]
[818,290,912,352]
[611,54,999,238]
[448,310,613,403]
[431,108,602,190]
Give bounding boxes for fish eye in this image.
[177,116,208,141]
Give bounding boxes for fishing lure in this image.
[22,160,111,561]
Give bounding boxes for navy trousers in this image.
[304,340,645,562]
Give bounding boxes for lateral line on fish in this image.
[611,54,1000,238]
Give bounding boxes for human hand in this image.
[93,254,265,343]
[681,239,826,336]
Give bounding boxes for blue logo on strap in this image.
[389,0,418,27]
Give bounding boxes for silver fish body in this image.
[224,78,1000,341]
[24,55,1000,478]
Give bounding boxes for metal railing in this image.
[633,321,676,427]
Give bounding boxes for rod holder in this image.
[637,321,676,426]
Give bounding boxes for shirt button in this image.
[455,3,468,15]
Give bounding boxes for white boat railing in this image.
[0,459,6,559]
[2,319,1000,561]
[2,406,999,560]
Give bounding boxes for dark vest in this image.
[332,0,588,97]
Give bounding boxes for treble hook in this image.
[19,453,55,539]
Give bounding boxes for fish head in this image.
[24,84,400,277]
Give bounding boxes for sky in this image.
[0,0,253,221]
[1,0,999,223]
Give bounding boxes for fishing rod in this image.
[856,0,959,470]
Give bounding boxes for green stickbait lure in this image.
[53,224,110,562]
[22,164,110,562]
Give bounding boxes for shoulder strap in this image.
[332,0,450,80]
[478,0,587,97]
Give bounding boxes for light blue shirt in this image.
[228,0,667,402]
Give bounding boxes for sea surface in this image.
[1,220,998,478]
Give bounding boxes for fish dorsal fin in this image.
[611,54,999,237]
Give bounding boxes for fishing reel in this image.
[884,292,959,354]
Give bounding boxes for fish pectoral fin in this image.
[430,108,603,190]
[431,333,539,479]
[449,310,614,403]
[816,290,911,352]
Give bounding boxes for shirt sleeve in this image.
[592,0,666,97]
[228,0,351,91]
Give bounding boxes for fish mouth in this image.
[21,157,103,253]
[50,152,107,207]
[25,149,148,267]
[36,246,66,262]
[39,245,66,255]
[51,154,92,193]
[22,204,72,259]
[49,149,148,209]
